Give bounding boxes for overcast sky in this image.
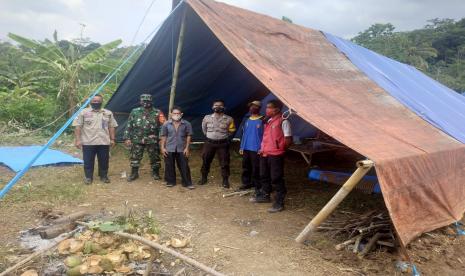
[0,0,464,45]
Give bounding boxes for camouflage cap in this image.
[140,94,152,101]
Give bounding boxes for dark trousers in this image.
[242,150,260,188]
[82,145,110,179]
[201,141,230,179]
[164,152,192,186]
[259,154,286,204]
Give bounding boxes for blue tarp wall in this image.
[325,32,465,144]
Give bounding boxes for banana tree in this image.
[0,69,51,98]
[8,32,122,116]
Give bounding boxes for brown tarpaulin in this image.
[186,0,465,244]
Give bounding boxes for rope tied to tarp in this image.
[282,108,294,119]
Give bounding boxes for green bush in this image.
[0,93,57,130]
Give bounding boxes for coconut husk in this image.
[58,239,72,255]
[143,234,159,242]
[105,252,125,265]
[69,240,85,254]
[115,265,132,274]
[67,265,83,276]
[88,255,102,266]
[20,270,38,276]
[87,265,103,274]
[99,258,114,272]
[64,256,82,268]
[95,235,115,249]
[170,237,189,248]
[121,242,138,253]
[76,230,93,241]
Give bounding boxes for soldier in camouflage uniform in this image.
[123,94,166,181]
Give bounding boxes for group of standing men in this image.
[73,93,292,212]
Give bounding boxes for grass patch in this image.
[3,180,84,204]
[1,165,85,204]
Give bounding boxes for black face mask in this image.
[90,102,102,110]
[213,106,225,113]
[249,107,260,114]
[142,101,152,108]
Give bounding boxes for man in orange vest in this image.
[250,99,292,213]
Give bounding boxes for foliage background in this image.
[0,32,142,135]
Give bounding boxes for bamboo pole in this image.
[75,221,225,276]
[168,10,187,113]
[115,232,226,276]
[0,230,78,276]
[295,159,374,243]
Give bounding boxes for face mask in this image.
[172,114,182,121]
[90,102,102,110]
[249,106,260,114]
[213,106,225,113]
[265,107,276,117]
[142,101,152,108]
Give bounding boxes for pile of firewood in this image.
[319,210,396,257]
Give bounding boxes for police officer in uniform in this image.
[123,94,166,181]
[199,99,236,188]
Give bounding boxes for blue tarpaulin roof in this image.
[0,146,82,172]
[324,32,465,144]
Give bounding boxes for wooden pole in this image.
[76,221,226,276]
[295,159,374,243]
[115,232,226,276]
[168,10,187,113]
[0,230,78,276]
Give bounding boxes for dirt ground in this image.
[1,140,465,275]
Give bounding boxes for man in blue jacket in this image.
[239,100,264,191]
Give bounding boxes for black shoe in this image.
[222,179,230,189]
[184,185,195,190]
[84,178,92,185]
[127,168,139,182]
[268,202,284,213]
[166,182,175,187]
[237,184,252,191]
[198,175,208,185]
[100,176,110,183]
[249,194,271,203]
[152,173,161,180]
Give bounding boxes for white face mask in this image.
[172,114,182,121]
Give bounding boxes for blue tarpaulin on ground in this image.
[324,32,465,144]
[0,146,82,172]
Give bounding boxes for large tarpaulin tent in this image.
[106,0,465,244]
